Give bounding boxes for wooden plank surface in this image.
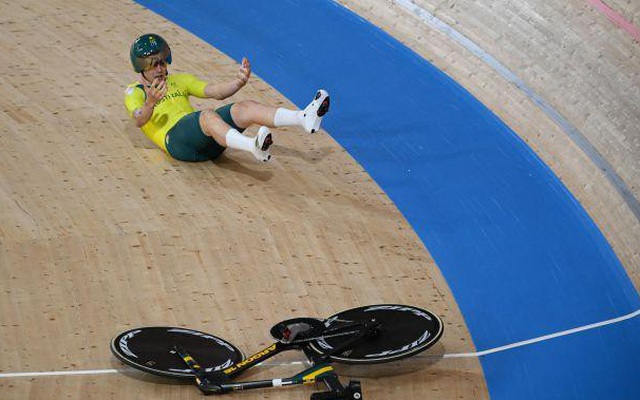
[3,0,638,399]
[0,0,484,399]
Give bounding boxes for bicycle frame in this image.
[173,318,377,398]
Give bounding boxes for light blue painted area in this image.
[134,0,640,398]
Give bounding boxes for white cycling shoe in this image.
[302,89,330,134]
[252,126,273,162]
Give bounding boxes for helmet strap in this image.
[141,71,151,85]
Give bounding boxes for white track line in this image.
[2,309,638,378]
[444,308,640,358]
[0,369,120,378]
[0,361,305,379]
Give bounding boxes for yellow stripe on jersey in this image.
[124,73,208,152]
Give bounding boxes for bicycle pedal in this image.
[310,380,362,400]
[309,390,362,400]
[347,380,362,400]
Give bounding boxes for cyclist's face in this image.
[143,57,168,79]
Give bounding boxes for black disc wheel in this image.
[307,304,443,364]
[110,327,244,379]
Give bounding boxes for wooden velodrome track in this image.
[1,0,638,399]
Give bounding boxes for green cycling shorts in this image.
[165,103,245,162]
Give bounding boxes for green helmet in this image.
[130,33,172,72]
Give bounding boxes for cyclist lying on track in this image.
[124,33,330,163]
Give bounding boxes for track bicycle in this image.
[110,304,443,400]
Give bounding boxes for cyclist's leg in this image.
[166,111,224,162]
[228,90,330,134]
[199,107,272,162]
